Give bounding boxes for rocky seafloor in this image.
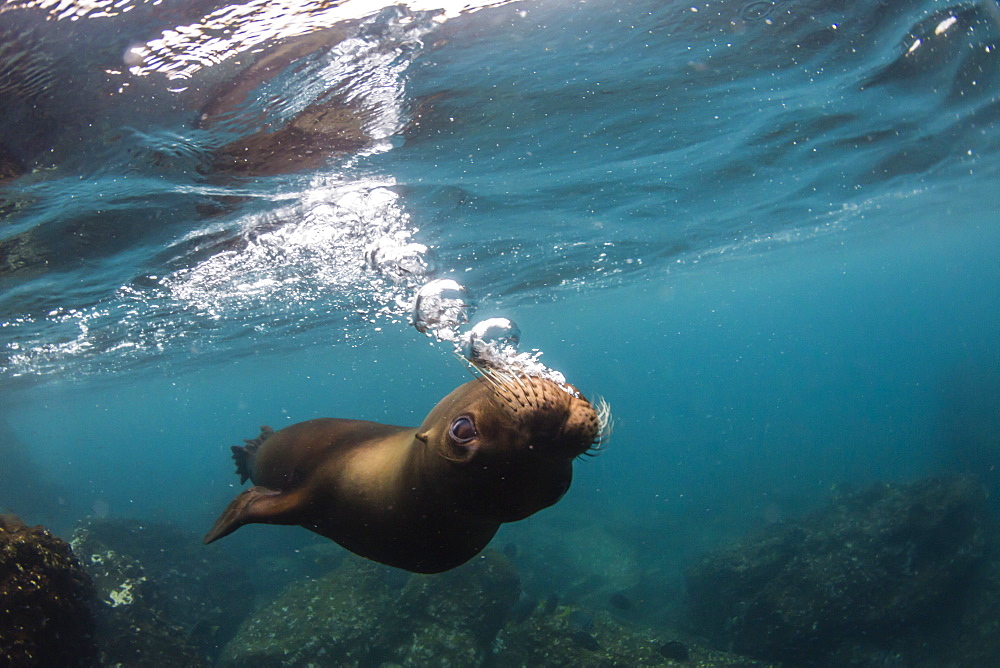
[3,475,1000,666]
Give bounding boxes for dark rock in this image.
[609,591,632,610]
[659,639,690,662]
[0,514,98,666]
[0,141,24,182]
[569,628,601,651]
[71,518,254,665]
[509,591,538,624]
[685,476,989,664]
[567,608,594,633]
[77,542,203,666]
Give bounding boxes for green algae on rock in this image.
[0,513,99,667]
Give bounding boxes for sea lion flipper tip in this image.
[204,486,295,545]
[203,492,247,544]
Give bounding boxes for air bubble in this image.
[366,238,435,285]
[464,317,521,365]
[412,279,476,342]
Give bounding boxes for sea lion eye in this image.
[449,416,477,444]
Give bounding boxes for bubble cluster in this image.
[409,276,568,388]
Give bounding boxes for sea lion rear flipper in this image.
[232,425,274,484]
[203,486,302,544]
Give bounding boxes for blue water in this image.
[2,0,1000,649]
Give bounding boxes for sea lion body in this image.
[204,374,606,573]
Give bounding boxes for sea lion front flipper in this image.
[203,486,304,544]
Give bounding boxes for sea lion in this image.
[204,371,608,573]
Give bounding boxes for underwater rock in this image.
[658,639,690,662]
[74,539,203,666]
[219,558,407,666]
[511,522,643,612]
[685,476,989,664]
[608,591,632,610]
[71,518,254,665]
[0,141,24,182]
[0,513,98,667]
[933,552,1000,664]
[395,551,520,664]
[221,549,521,666]
[492,603,766,667]
[219,544,770,666]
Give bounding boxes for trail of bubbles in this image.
[0,0,579,390]
[410,278,569,388]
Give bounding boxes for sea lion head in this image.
[416,371,609,523]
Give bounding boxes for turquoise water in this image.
[2,0,1000,661]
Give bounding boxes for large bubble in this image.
[412,279,476,342]
[463,317,521,366]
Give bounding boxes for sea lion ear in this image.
[415,431,429,443]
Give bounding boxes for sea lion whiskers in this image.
[453,354,529,407]
[449,355,527,418]
[594,396,613,444]
[579,395,613,457]
[480,365,524,397]
[453,353,506,392]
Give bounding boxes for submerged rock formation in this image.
[0,142,23,182]
[685,476,989,664]
[219,558,404,666]
[220,550,520,666]
[0,514,98,666]
[72,518,254,665]
[492,603,768,667]
[220,546,768,667]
